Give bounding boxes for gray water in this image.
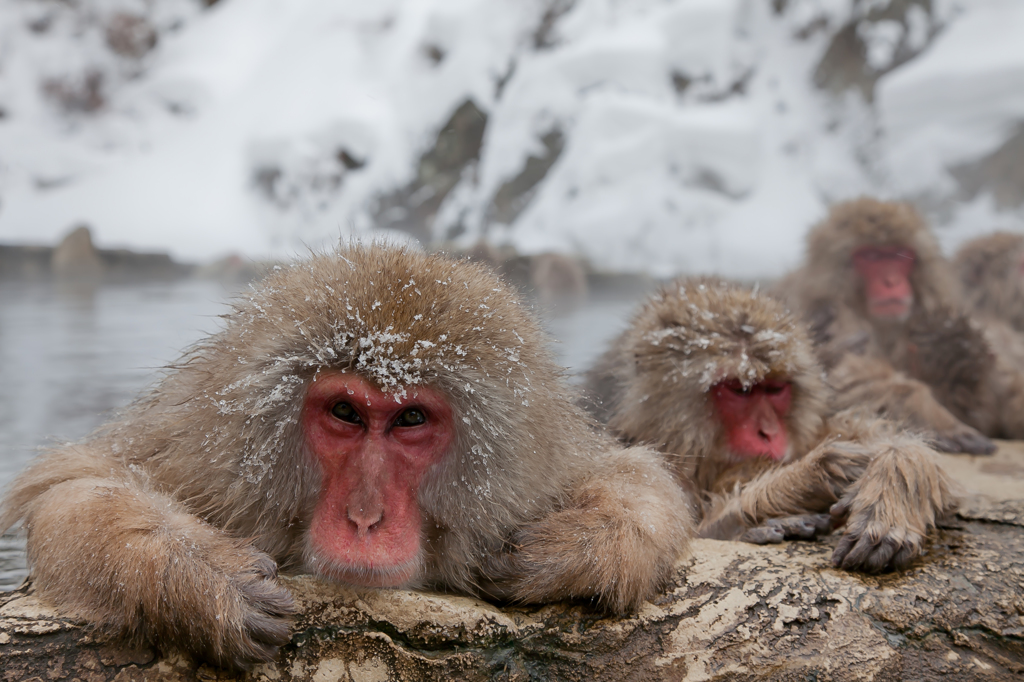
[0,279,238,589]
[0,279,646,590]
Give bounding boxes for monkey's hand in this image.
[745,439,874,517]
[200,548,296,669]
[23,477,295,670]
[481,446,692,614]
[698,441,872,542]
[740,514,832,544]
[828,442,958,573]
[927,424,996,456]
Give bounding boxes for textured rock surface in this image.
[2,445,1023,681]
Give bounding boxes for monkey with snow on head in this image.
[775,198,1024,454]
[1,244,691,669]
[586,278,958,572]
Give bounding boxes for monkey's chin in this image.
[868,299,912,322]
[304,551,422,588]
[726,446,791,464]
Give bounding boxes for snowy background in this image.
[1,0,1023,278]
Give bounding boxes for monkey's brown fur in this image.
[776,197,1024,451]
[586,278,958,572]
[955,231,1024,332]
[953,231,1024,371]
[1,244,691,669]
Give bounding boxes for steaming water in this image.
[0,279,646,590]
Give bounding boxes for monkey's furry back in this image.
[3,244,606,591]
[955,231,1024,331]
[585,278,828,488]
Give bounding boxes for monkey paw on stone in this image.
[828,497,924,574]
[740,514,833,545]
[927,424,996,456]
[200,551,296,670]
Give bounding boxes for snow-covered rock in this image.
[0,0,1020,275]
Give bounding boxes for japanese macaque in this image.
[0,245,690,669]
[955,231,1024,332]
[953,232,1024,370]
[775,198,1024,453]
[464,242,588,307]
[586,278,958,572]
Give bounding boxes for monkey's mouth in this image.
[723,437,791,464]
[869,298,912,320]
[731,447,788,463]
[305,552,422,588]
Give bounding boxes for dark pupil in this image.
[331,402,361,423]
[396,408,426,427]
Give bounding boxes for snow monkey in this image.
[0,245,691,669]
[953,231,1024,370]
[585,278,958,573]
[955,231,1024,332]
[776,197,1024,454]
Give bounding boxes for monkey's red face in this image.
[302,373,453,587]
[852,246,916,321]
[711,379,792,462]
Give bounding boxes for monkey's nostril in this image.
[346,506,384,536]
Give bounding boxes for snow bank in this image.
[0,0,1021,273]
[879,0,1024,202]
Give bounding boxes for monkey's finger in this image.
[891,534,923,570]
[930,430,996,455]
[775,517,814,539]
[830,500,851,527]
[740,525,784,544]
[831,533,858,567]
[839,533,882,571]
[775,514,831,540]
[808,513,834,535]
[243,609,293,647]
[252,553,281,581]
[859,535,900,574]
[953,431,997,456]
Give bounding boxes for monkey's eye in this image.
[764,383,789,395]
[394,408,427,427]
[724,381,751,396]
[331,402,362,424]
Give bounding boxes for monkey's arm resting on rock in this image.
[479,445,693,614]
[828,353,995,455]
[699,412,960,574]
[829,433,959,573]
[696,433,874,543]
[0,446,294,670]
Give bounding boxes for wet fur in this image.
[585,277,958,572]
[1,244,691,668]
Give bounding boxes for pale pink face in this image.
[302,373,453,587]
[710,379,792,462]
[852,246,917,321]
